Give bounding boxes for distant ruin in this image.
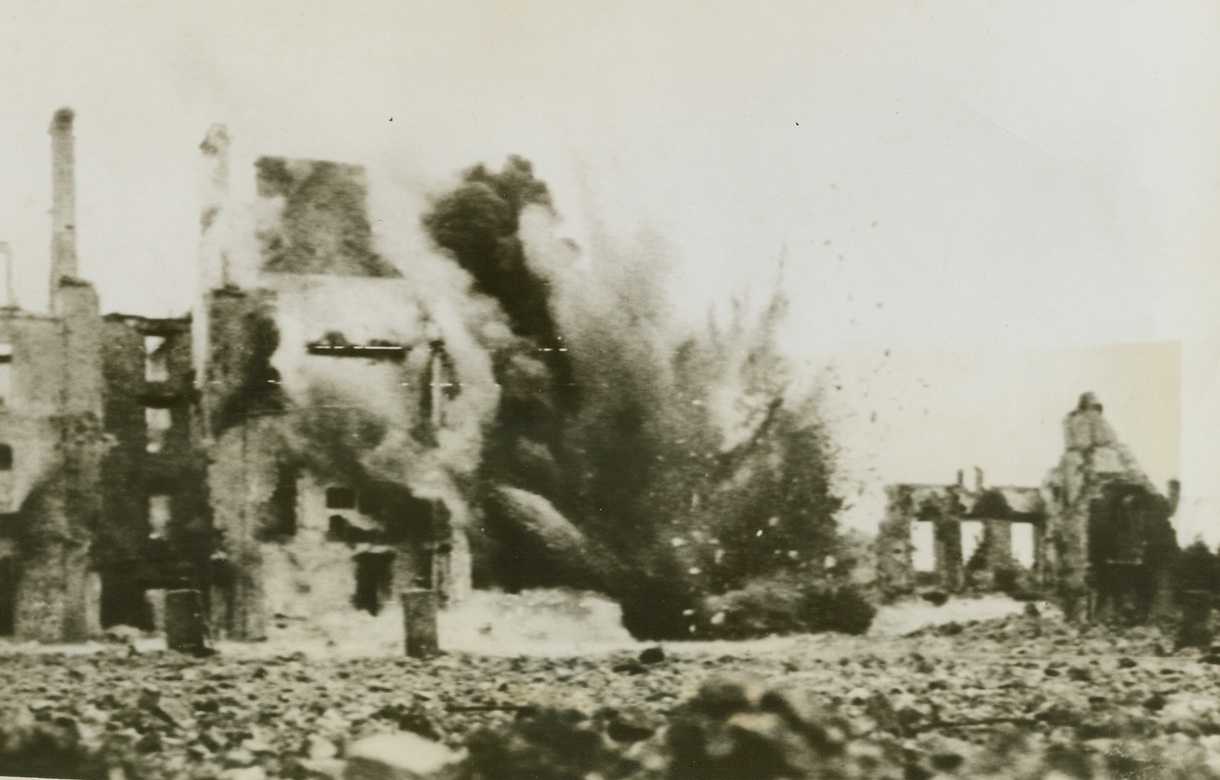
[875,473,1046,599]
[876,392,1179,623]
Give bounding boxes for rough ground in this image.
[4,594,1220,779]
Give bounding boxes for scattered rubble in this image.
[5,610,1220,778]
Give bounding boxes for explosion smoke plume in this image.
[512,178,855,638]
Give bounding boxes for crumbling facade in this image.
[0,109,106,641]
[875,473,1046,599]
[97,313,207,631]
[876,393,1179,623]
[198,145,477,640]
[1042,393,1178,622]
[0,109,481,642]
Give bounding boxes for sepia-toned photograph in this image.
[0,1,1218,778]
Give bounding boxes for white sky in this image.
[1,0,1218,539]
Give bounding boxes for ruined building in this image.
[198,133,477,640]
[99,312,207,631]
[0,109,107,641]
[876,392,1179,622]
[875,472,1046,599]
[1043,392,1179,622]
[0,109,480,642]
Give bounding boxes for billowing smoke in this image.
[209,154,517,542]
[210,145,865,638]
[421,158,867,638]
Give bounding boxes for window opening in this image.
[144,336,169,382]
[911,520,936,572]
[1012,523,1036,568]
[960,520,984,566]
[146,408,171,453]
[327,515,348,542]
[353,552,393,615]
[326,487,356,510]
[148,495,171,539]
[268,463,298,537]
[0,344,13,405]
[0,557,14,636]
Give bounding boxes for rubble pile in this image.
[6,612,1220,778]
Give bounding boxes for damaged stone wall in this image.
[256,470,362,624]
[0,284,106,641]
[876,393,1179,624]
[874,479,1047,601]
[1043,393,1178,622]
[197,148,485,638]
[206,415,450,638]
[264,474,436,620]
[14,415,106,642]
[202,287,286,438]
[98,314,208,630]
[206,415,280,640]
[201,278,472,636]
[875,485,916,599]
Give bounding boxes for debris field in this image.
[6,610,1220,778]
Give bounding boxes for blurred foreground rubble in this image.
[7,608,1220,778]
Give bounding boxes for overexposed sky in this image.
[1,1,1217,537]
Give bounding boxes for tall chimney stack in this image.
[194,124,232,430]
[49,108,77,288]
[199,123,231,288]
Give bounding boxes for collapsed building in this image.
[0,109,483,642]
[876,392,1180,622]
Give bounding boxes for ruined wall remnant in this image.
[1043,392,1178,623]
[206,416,274,640]
[97,315,208,630]
[932,510,964,593]
[874,486,915,598]
[0,285,106,641]
[981,520,1013,576]
[199,281,477,637]
[876,392,1179,623]
[875,478,1048,601]
[0,320,78,641]
[203,287,286,438]
[198,277,480,634]
[206,413,452,639]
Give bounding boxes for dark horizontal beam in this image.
[305,343,408,360]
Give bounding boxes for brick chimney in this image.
[194,124,232,433]
[199,123,231,288]
[49,108,77,289]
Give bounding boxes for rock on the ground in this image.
[342,732,462,780]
